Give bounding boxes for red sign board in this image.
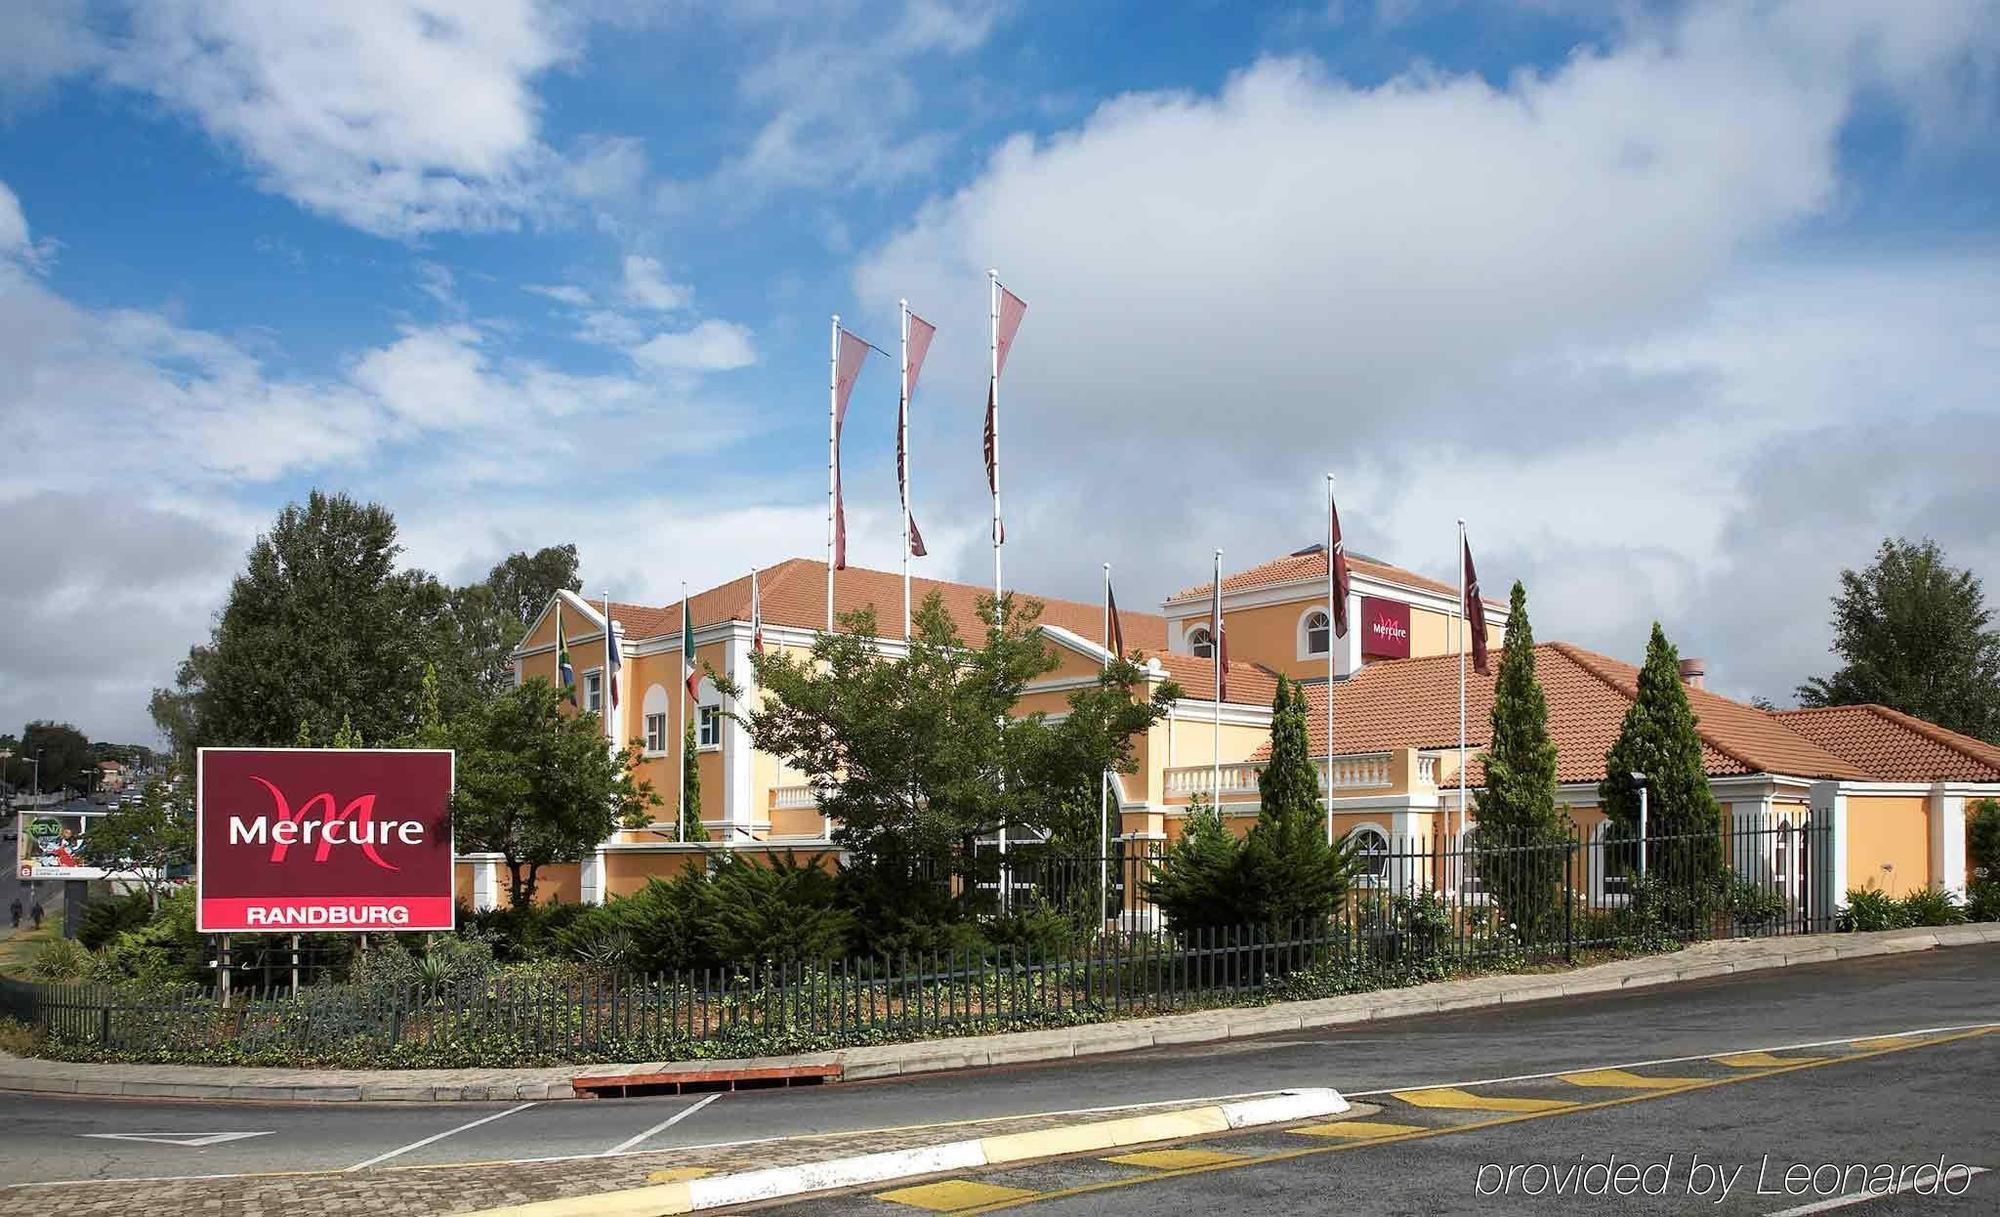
[197,748,455,933]
[1360,596,1412,659]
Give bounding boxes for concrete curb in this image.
[3,924,1994,1102]
[460,1088,1349,1216]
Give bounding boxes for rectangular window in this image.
[644,712,667,753]
[583,671,603,712]
[698,705,720,748]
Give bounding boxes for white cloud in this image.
[0,182,28,257]
[852,0,2000,700]
[632,320,757,371]
[525,282,592,306]
[0,0,100,105]
[105,0,574,237]
[622,254,691,311]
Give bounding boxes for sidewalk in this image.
[2,924,1994,1103]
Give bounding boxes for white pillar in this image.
[1339,591,1362,677]
[580,847,607,905]
[1389,807,1422,896]
[472,858,499,912]
[1810,781,1848,918]
[723,632,755,840]
[1930,787,1967,897]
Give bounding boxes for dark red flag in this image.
[1463,538,1489,676]
[900,312,935,562]
[1328,496,1352,638]
[1211,578,1228,702]
[908,515,927,558]
[832,328,872,571]
[1107,580,1125,658]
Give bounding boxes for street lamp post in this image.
[1630,771,1649,879]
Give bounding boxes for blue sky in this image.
[2,0,1997,743]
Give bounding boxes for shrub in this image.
[1725,873,1789,935]
[0,1017,34,1056]
[1969,799,2000,883]
[25,937,92,982]
[983,899,1087,956]
[79,890,155,952]
[87,887,204,985]
[349,935,497,992]
[699,854,853,965]
[1965,879,2000,923]
[1837,886,1910,932]
[1897,886,1966,927]
[1146,798,1250,935]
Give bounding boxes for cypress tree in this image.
[1600,623,1723,896]
[681,719,708,841]
[1243,676,1354,931]
[1473,582,1565,939]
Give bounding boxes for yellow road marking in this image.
[643,1167,714,1183]
[1848,1034,1927,1050]
[1558,1068,1708,1090]
[1104,1148,1246,1170]
[1291,1120,1431,1138]
[877,1180,1040,1210]
[1713,1051,1826,1068]
[942,1027,1996,1215]
[1390,1086,1575,1113]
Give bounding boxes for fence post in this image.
[1563,827,1575,965]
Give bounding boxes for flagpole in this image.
[1101,561,1111,926]
[1457,518,1467,871]
[680,580,688,836]
[827,315,839,635]
[900,299,912,641]
[1211,548,1222,811]
[1325,474,1336,848]
[988,268,1001,627]
[603,590,615,750]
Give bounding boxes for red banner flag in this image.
[1329,495,1352,638]
[1463,538,1489,676]
[833,328,872,571]
[750,568,764,655]
[995,286,1027,377]
[983,383,999,495]
[901,312,935,562]
[905,312,936,396]
[1108,580,1125,658]
[985,286,1026,503]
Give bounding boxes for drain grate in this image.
[572,1063,841,1098]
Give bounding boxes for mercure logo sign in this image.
[197,748,454,934]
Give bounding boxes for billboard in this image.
[197,748,454,933]
[16,810,110,881]
[1360,596,1413,659]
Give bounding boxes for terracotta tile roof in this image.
[1248,642,1871,786]
[1772,704,2000,782]
[1152,652,1280,709]
[1166,546,1468,606]
[602,559,1169,654]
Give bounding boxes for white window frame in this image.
[583,669,603,713]
[1351,823,1391,887]
[644,712,668,755]
[1186,625,1214,659]
[1299,607,1332,659]
[697,704,721,750]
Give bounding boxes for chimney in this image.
[1678,657,1706,690]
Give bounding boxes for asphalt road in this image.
[790,1031,1998,1215]
[0,945,1994,1192]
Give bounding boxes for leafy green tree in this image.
[722,591,1175,935]
[447,544,583,704]
[1473,581,1567,938]
[1797,538,2000,742]
[1241,676,1356,930]
[680,718,708,841]
[1600,623,1723,887]
[1968,798,2000,882]
[150,491,456,753]
[85,766,194,909]
[452,678,659,908]
[4,721,93,796]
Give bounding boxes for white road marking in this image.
[342,1102,537,1172]
[600,1093,721,1156]
[1763,1166,1987,1215]
[81,1131,275,1148]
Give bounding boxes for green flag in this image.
[682,597,698,701]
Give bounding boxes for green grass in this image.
[0,918,62,978]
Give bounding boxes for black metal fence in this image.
[3,815,1830,1064]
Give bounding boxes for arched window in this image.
[1187,626,1214,659]
[1352,827,1390,885]
[1304,610,1331,657]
